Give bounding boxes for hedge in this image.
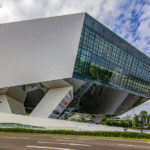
[0,128,150,139]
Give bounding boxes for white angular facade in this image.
[0,12,149,119]
[0,13,84,88]
[0,13,84,117]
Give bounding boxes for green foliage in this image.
[101,111,150,129]
[89,65,99,79]
[81,117,87,123]
[133,115,140,127]
[148,116,150,124]
[25,108,33,115]
[101,116,132,128]
[88,114,95,121]
[0,128,150,139]
[133,111,150,127]
[83,61,113,82]
[70,118,81,122]
[140,111,148,117]
[140,111,148,124]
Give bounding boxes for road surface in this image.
[0,133,150,150]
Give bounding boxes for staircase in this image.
[59,82,93,120]
[70,82,93,108]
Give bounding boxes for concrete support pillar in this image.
[0,95,26,115]
[30,81,73,118]
[0,95,11,113]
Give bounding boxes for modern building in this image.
[0,13,149,119]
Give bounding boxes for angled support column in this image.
[0,86,26,115]
[0,95,26,115]
[30,80,73,118]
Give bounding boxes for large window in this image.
[73,16,150,98]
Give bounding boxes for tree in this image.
[81,117,87,123]
[133,115,139,127]
[148,115,150,125]
[140,111,148,125]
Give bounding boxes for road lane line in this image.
[69,143,90,146]
[118,144,150,149]
[77,138,91,141]
[38,141,68,144]
[63,138,73,140]
[26,145,75,150]
[51,137,72,140]
[55,139,72,142]
[3,136,29,140]
[38,141,91,147]
[87,138,150,143]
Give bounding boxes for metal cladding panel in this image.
[0,13,85,88]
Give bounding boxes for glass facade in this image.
[73,14,150,98]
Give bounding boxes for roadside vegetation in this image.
[0,128,150,140]
[101,116,132,128]
[133,111,150,128]
[100,111,150,129]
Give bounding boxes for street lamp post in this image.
[139,115,143,133]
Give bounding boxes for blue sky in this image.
[0,0,150,114]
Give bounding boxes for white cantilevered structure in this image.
[0,13,84,118]
[0,12,149,119]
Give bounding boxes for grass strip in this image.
[0,128,150,140]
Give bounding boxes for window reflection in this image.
[74,16,150,98]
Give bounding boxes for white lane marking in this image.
[51,137,72,140]
[26,145,75,150]
[38,141,67,144]
[118,144,150,149]
[55,139,72,142]
[38,141,91,147]
[3,136,29,140]
[63,138,72,140]
[77,138,92,141]
[89,138,150,143]
[148,142,150,144]
[69,143,90,146]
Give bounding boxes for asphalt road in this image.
[0,133,150,150]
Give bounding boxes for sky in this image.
[0,0,150,115]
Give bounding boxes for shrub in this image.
[81,117,87,123]
[0,128,150,139]
[101,119,133,128]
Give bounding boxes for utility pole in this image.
[139,115,143,133]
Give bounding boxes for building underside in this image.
[0,78,148,119]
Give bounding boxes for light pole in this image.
[139,115,143,133]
